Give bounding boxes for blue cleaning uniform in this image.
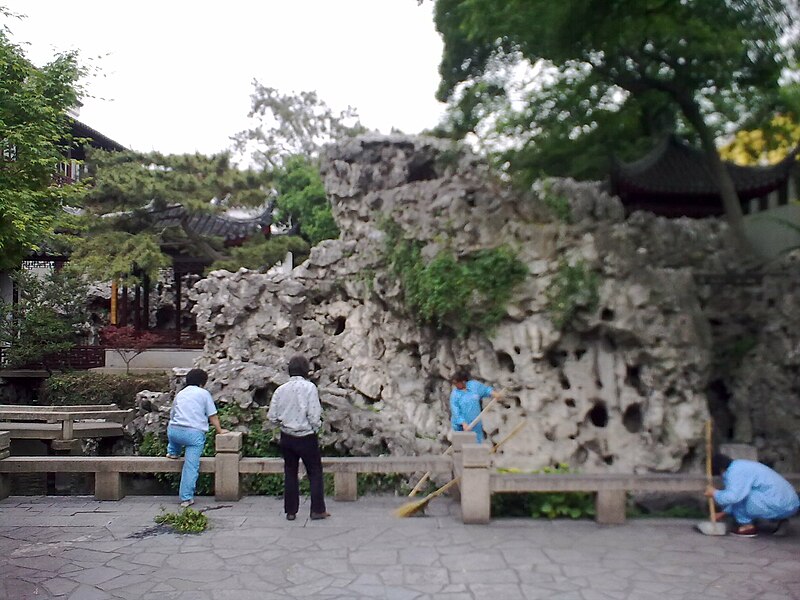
[449,380,493,443]
[714,459,800,525]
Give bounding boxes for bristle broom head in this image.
[393,498,429,518]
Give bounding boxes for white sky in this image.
[3,1,447,161]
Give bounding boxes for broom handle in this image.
[408,393,502,497]
[415,419,526,503]
[706,419,717,523]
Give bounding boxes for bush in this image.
[40,371,170,408]
[383,220,527,334]
[492,464,596,519]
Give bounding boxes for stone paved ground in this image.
[0,495,797,600]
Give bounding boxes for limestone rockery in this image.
[189,134,791,474]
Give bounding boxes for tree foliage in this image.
[233,83,366,169]
[0,269,89,371]
[0,10,84,269]
[434,0,800,249]
[207,234,310,274]
[62,149,270,284]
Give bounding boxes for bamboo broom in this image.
[394,420,526,518]
[408,393,502,498]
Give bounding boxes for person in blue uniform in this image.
[705,453,799,537]
[449,368,499,443]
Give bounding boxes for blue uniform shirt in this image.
[449,380,493,443]
[714,459,800,522]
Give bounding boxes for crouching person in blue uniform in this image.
[705,453,799,537]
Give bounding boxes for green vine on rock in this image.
[545,259,599,329]
[382,220,527,335]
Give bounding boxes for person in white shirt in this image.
[267,355,329,521]
[167,369,228,508]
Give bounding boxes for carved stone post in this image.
[450,431,477,500]
[595,489,626,525]
[95,470,124,501]
[215,432,242,501]
[334,472,358,502]
[460,443,491,524]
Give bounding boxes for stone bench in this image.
[457,441,800,525]
[0,432,452,503]
[0,404,132,448]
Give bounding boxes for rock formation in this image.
[187,135,799,472]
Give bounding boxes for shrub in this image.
[382,220,527,334]
[100,326,162,374]
[40,371,170,408]
[492,464,596,519]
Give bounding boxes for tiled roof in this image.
[611,136,797,202]
[147,204,271,243]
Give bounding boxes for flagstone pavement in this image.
[0,495,797,600]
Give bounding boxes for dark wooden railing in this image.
[0,345,105,371]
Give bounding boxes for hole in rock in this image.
[547,350,568,368]
[625,364,647,395]
[574,348,587,360]
[588,401,608,428]
[407,157,437,182]
[295,326,303,337]
[603,455,615,465]
[600,308,614,321]
[572,447,588,464]
[496,351,515,373]
[622,403,643,433]
[544,430,555,441]
[275,339,285,348]
[514,346,521,355]
[333,316,346,336]
[559,372,571,390]
[564,398,576,408]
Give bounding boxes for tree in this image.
[232,83,365,169]
[0,10,83,270]
[0,269,89,372]
[99,325,160,374]
[62,149,271,285]
[434,0,800,251]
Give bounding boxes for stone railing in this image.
[0,432,452,504]
[450,433,800,525]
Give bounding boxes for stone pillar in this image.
[0,431,9,500]
[450,431,477,500]
[595,489,626,525]
[95,471,123,501]
[334,472,358,502]
[460,443,491,524]
[215,432,242,501]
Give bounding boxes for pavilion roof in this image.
[147,203,272,245]
[610,136,797,217]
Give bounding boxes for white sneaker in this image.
[180,499,195,508]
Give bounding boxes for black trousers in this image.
[279,432,326,515]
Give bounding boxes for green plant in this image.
[545,259,599,329]
[492,464,596,519]
[41,372,170,408]
[540,180,571,223]
[357,473,409,495]
[382,220,527,334]
[155,507,208,533]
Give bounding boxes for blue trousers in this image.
[167,425,206,501]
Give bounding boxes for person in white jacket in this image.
[268,355,329,521]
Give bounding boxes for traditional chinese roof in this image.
[147,203,272,245]
[610,136,798,218]
[70,119,127,154]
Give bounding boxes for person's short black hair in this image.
[185,368,208,387]
[711,453,733,476]
[288,355,310,378]
[451,368,470,384]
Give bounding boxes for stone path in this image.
[0,495,797,599]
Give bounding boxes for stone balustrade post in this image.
[334,472,358,502]
[95,470,124,501]
[0,431,9,500]
[450,431,477,501]
[595,489,626,525]
[460,443,491,524]
[215,432,243,501]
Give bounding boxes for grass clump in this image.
[545,259,599,329]
[155,507,208,533]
